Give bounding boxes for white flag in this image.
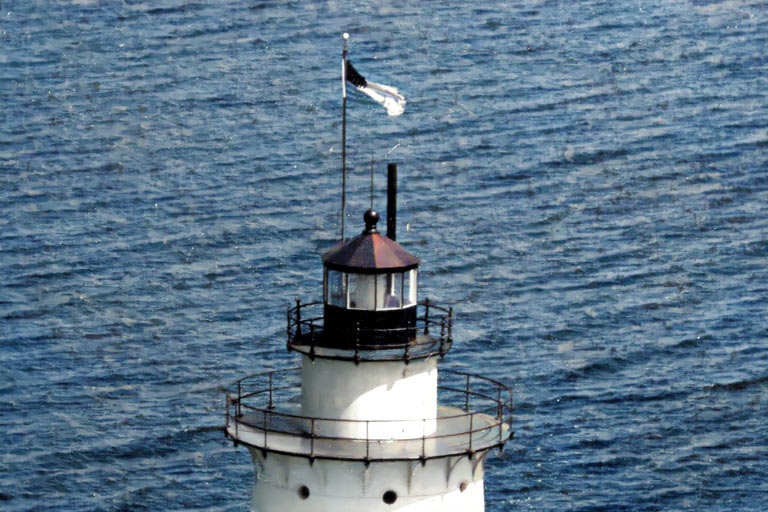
[345,61,406,117]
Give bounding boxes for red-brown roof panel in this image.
[322,233,420,273]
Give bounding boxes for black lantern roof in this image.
[322,210,420,274]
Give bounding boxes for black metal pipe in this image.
[387,162,397,240]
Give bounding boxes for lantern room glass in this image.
[324,268,417,311]
[348,274,375,310]
[326,269,346,307]
[404,269,417,306]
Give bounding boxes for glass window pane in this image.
[327,270,346,307]
[404,269,417,306]
[375,274,388,310]
[381,273,403,310]
[348,273,376,310]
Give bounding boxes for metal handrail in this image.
[230,368,512,415]
[285,299,454,362]
[225,367,513,461]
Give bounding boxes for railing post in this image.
[310,418,316,459]
[509,388,514,426]
[464,374,470,412]
[448,307,453,341]
[268,372,274,410]
[295,298,302,339]
[226,395,230,431]
[237,381,242,417]
[423,298,430,335]
[286,308,291,349]
[440,317,445,343]
[263,409,268,447]
[497,387,503,444]
[421,418,427,465]
[365,420,370,464]
[468,412,474,454]
[438,313,446,356]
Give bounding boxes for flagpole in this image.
[340,33,349,243]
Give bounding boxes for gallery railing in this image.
[286,299,453,362]
[225,367,513,463]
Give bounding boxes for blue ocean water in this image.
[2,0,767,510]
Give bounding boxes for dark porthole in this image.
[383,490,397,505]
[298,485,310,500]
[459,481,468,492]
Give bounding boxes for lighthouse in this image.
[225,164,513,511]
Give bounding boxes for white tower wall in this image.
[248,450,486,512]
[300,356,438,439]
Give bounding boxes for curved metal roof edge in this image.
[322,232,420,273]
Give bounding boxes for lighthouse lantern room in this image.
[225,165,512,511]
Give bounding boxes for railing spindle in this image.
[286,308,291,348]
[365,420,370,463]
[268,371,274,410]
[263,409,268,447]
[498,387,503,444]
[237,381,242,417]
[439,308,448,355]
[469,412,474,453]
[294,298,301,339]
[310,418,315,459]
[464,374,470,412]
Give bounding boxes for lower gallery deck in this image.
[227,405,509,462]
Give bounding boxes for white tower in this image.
[226,169,512,511]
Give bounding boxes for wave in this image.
[707,374,768,393]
